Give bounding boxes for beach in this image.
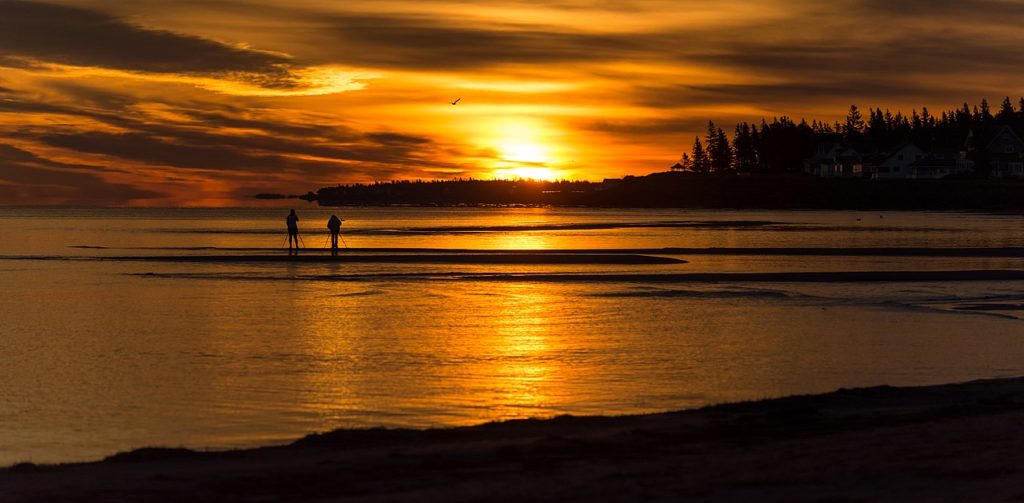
[4,376,1024,502]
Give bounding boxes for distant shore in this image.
[305,173,1024,211]
[5,376,1024,502]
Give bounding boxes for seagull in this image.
[451,98,461,105]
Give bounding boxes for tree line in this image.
[677,96,1024,174]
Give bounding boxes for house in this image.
[804,143,864,178]
[982,126,1024,178]
[872,143,926,180]
[911,149,974,179]
[804,142,841,176]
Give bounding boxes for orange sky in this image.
[2,0,1024,205]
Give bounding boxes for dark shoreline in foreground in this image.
[6,377,1024,502]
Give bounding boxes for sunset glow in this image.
[3,1,1024,205]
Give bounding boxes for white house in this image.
[873,143,925,180]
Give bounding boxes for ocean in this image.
[1,207,1023,464]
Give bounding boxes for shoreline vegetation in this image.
[5,376,1024,501]
[283,97,1024,210]
[293,173,1024,210]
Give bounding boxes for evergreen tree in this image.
[711,127,733,172]
[749,124,762,169]
[704,120,719,166]
[733,123,758,172]
[691,137,710,173]
[844,104,865,140]
[957,103,972,126]
[998,96,1015,122]
[867,107,888,145]
[921,107,934,129]
[676,153,692,171]
[981,98,994,124]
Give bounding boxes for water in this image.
[1,207,1023,465]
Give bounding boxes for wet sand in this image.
[67,245,1024,257]
[5,377,1024,502]
[104,254,685,265]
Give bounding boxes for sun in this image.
[493,142,560,180]
[497,166,559,181]
[486,120,563,181]
[500,141,548,165]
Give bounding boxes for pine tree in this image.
[981,98,994,124]
[957,103,972,126]
[749,124,762,169]
[733,123,758,172]
[844,105,864,141]
[998,96,1015,122]
[691,137,709,173]
[678,152,692,171]
[705,120,719,165]
[867,107,888,145]
[712,127,733,172]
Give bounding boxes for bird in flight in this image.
[451,98,461,105]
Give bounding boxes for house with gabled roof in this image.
[871,143,926,180]
[804,143,866,178]
[911,149,974,179]
[982,125,1024,178]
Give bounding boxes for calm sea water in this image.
[1,207,1024,464]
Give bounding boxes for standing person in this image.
[286,209,300,255]
[327,214,342,256]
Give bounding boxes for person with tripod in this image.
[286,209,300,255]
[327,214,343,256]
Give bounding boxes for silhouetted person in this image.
[327,214,342,256]
[286,209,300,255]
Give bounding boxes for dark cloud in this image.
[0,82,466,182]
[634,81,937,110]
[0,0,295,84]
[177,109,345,138]
[312,13,651,69]
[32,127,448,177]
[586,117,717,136]
[365,132,433,146]
[0,143,160,204]
[851,0,1024,22]
[296,7,1024,111]
[696,34,1024,79]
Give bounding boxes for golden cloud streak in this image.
[3,60,375,97]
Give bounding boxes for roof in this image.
[984,125,1024,152]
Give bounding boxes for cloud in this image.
[0,143,160,204]
[0,1,290,75]
[850,0,1024,22]
[1,81,468,185]
[0,1,372,95]
[586,117,717,136]
[311,13,651,69]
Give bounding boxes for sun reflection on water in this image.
[477,281,558,418]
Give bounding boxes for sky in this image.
[2,0,1024,205]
